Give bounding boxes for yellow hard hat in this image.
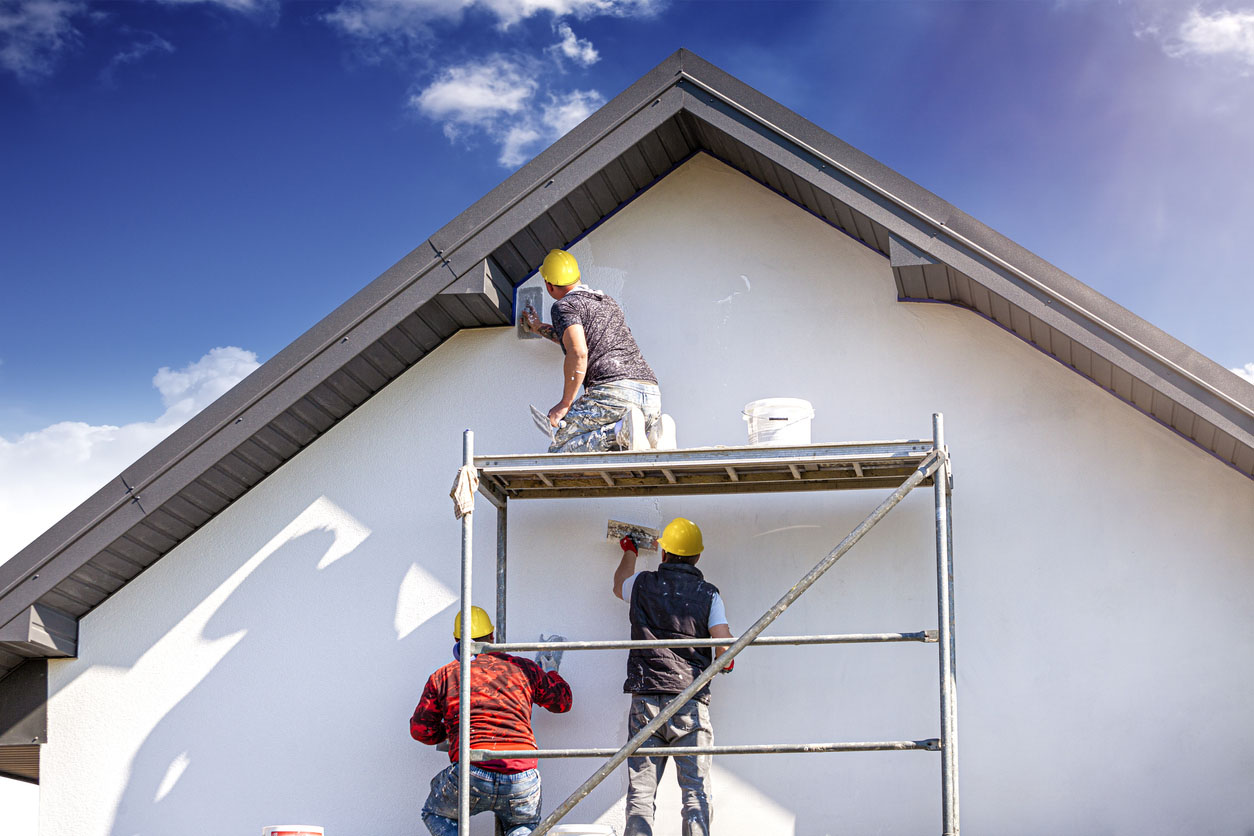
[539,249,580,286]
[453,606,494,640]
[658,517,703,557]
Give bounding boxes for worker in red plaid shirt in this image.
[411,606,572,836]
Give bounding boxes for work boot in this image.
[623,815,653,836]
[648,414,677,450]
[614,406,648,451]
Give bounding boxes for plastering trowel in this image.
[606,520,660,551]
[517,286,544,339]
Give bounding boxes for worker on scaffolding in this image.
[613,518,733,836]
[410,606,573,836]
[521,247,675,452]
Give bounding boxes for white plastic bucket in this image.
[262,828,323,836]
[548,827,616,835]
[743,398,814,446]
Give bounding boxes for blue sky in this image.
[3,0,1254,552]
[1,0,1253,821]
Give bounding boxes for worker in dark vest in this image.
[613,518,733,836]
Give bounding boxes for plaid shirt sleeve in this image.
[525,660,573,714]
[409,674,447,745]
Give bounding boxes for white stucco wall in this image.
[41,153,1254,836]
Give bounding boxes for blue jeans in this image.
[550,379,662,453]
[624,695,713,836]
[422,763,542,836]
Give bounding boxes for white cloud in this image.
[0,347,260,564]
[1232,362,1254,384]
[100,31,174,85]
[1158,7,1254,67]
[0,0,89,82]
[156,0,275,12]
[409,54,602,166]
[542,87,603,134]
[550,20,598,66]
[324,0,657,40]
[411,56,538,125]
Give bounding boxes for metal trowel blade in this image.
[607,520,660,552]
[517,287,543,339]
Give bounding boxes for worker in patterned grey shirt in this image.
[521,248,674,453]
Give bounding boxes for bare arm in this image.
[548,324,588,426]
[710,623,733,660]
[521,305,561,344]
[613,537,639,600]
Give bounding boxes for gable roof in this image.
[2,47,1251,694]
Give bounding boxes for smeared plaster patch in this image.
[753,524,821,538]
[395,563,457,640]
[154,751,190,803]
[715,274,752,306]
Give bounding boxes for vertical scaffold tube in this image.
[933,414,959,835]
[458,430,474,836]
[496,502,508,643]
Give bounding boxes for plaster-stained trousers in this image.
[623,694,713,836]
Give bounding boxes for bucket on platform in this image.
[262,827,323,836]
[548,826,616,835]
[743,398,814,446]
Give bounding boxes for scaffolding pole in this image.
[527,448,942,836]
[457,429,473,836]
[934,414,959,835]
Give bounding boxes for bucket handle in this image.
[741,409,814,429]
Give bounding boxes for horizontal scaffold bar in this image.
[477,631,937,653]
[472,740,941,760]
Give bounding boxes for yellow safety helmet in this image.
[453,606,494,640]
[658,517,703,557]
[539,248,580,287]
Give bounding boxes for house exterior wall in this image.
[41,154,1254,836]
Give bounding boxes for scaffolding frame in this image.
[455,414,958,835]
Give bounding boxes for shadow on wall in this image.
[102,517,461,835]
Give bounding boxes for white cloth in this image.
[449,465,479,520]
[621,571,728,628]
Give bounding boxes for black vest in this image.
[624,562,719,704]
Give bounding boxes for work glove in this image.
[619,535,638,556]
[720,658,735,674]
[535,634,566,674]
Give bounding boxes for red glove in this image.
[619,535,638,555]
[721,659,735,674]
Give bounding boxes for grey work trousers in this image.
[623,694,713,836]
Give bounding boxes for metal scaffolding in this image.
[455,414,958,835]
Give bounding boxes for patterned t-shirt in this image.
[410,652,572,773]
[552,288,657,388]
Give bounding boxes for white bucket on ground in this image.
[548,827,616,835]
[743,398,814,446]
[262,828,323,836]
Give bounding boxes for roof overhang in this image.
[1,49,1250,719]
